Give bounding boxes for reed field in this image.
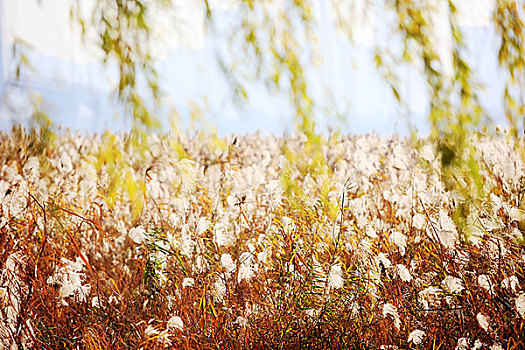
[0,129,524,349]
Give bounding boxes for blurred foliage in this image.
[218,0,519,236]
[494,0,525,163]
[383,0,488,234]
[70,0,169,217]
[10,0,525,234]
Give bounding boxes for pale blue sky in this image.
[0,0,510,136]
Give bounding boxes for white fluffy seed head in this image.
[476,313,490,332]
[129,226,147,244]
[382,302,401,329]
[396,264,412,282]
[408,329,425,345]
[221,254,236,273]
[328,264,344,289]
[516,293,525,318]
[441,276,464,294]
[167,315,184,331]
